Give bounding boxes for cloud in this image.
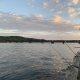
[42,2,48,8]
[28,0,35,4]
[30,0,35,2]
[43,0,75,14]
[74,26,80,29]
[41,0,79,15]
[78,7,80,10]
[51,16,62,23]
[67,2,72,6]
[0,12,43,31]
[72,0,79,5]
[49,9,54,12]
[51,15,71,24]
[29,14,43,22]
[49,0,59,4]
[0,29,18,33]
[70,12,80,18]
[68,7,75,13]
[0,11,80,39]
[57,11,62,14]
[50,15,80,32]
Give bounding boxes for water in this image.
[0,43,80,80]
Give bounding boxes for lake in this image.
[0,43,80,80]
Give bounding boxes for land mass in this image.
[0,36,80,43]
[0,36,46,43]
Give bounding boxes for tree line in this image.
[0,36,46,43]
[0,36,80,43]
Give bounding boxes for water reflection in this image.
[0,43,79,80]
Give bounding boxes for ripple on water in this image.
[1,43,76,80]
[0,69,65,80]
[40,57,53,61]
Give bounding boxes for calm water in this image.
[0,43,80,80]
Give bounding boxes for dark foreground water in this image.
[0,43,79,80]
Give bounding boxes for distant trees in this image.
[0,36,80,43]
[0,36,47,43]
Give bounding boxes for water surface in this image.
[0,43,80,80]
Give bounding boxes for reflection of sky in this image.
[0,0,80,39]
[0,43,78,79]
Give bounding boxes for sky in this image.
[0,0,80,40]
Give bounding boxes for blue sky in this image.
[0,0,80,40]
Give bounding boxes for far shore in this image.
[0,36,80,44]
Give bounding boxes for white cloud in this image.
[67,2,72,6]
[50,15,80,32]
[51,15,71,24]
[78,7,80,10]
[74,26,80,29]
[41,0,79,15]
[30,0,35,2]
[0,12,80,39]
[68,7,75,13]
[51,16,62,23]
[42,2,48,8]
[70,12,80,18]
[72,0,79,5]
[29,14,43,21]
[0,29,18,33]
[49,9,54,12]
[49,0,59,3]
[57,11,62,14]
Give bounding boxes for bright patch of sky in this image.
[0,0,80,40]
